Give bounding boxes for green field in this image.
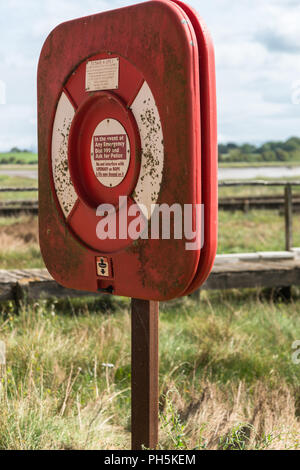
[0,175,37,202]
[0,208,299,270]
[0,152,37,165]
[0,164,38,170]
[0,172,299,269]
[219,175,300,198]
[2,154,300,168]
[3,147,300,168]
[2,153,300,168]
[0,174,299,449]
[0,291,300,449]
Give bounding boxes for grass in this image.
[4,169,300,200]
[219,185,300,198]
[0,164,38,170]
[1,152,300,168]
[0,207,298,271]
[2,151,299,168]
[219,175,300,198]
[0,291,300,449]
[0,174,37,202]
[0,176,299,449]
[218,209,300,254]
[0,152,37,165]
[2,165,300,199]
[0,215,43,269]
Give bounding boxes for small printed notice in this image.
[93,134,127,161]
[91,119,130,188]
[85,58,119,91]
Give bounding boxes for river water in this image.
[1,165,300,182]
[219,165,300,180]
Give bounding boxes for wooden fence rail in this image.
[2,195,300,215]
[219,180,299,251]
[1,252,300,303]
[1,180,299,253]
[0,187,38,192]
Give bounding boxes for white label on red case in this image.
[91,119,130,187]
[86,58,119,91]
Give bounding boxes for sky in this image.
[0,0,300,151]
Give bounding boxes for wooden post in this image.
[189,288,201,303]
[131,298,159,450]
[284,185,293,251]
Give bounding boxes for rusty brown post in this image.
[284,185,293,251]
[131,298,159,450]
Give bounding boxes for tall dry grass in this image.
[0,290,300,449]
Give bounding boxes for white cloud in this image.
[187,0,300,143]
[0,0,299,149]
[0,103,36,150]
[254,2,300,52]
[0,80,6,105]
[216,42,267,70]
[30,0,114,38]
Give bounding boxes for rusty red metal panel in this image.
[173,0,218,295]
[38,0,217,300]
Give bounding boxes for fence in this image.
[219,180,300,251]
[0,180,300,301]
[1,179,299,251]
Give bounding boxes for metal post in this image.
[131,298,159,450]
[284,185,293,251]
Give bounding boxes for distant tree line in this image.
[0,147,36,164]
[4,139,300,165]
[218,136,300,163]
[9,147,30,153]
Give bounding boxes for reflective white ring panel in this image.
[130,81,164,219]
[51,92,78,218]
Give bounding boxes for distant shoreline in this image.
[1,152,300,170]
[219,161,300,168]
